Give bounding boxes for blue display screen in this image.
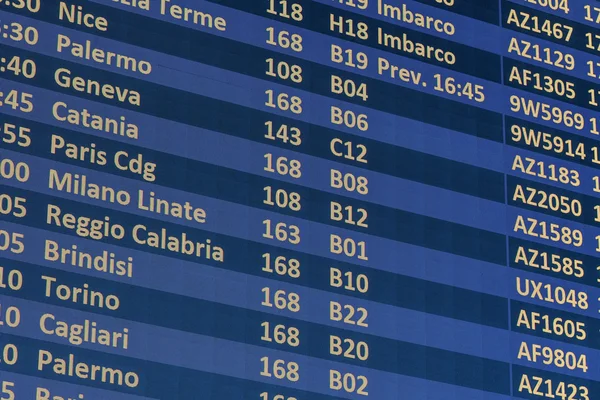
[1,0,599,399]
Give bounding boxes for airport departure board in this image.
[5,0,600,398]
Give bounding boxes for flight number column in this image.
[502,1,600,399]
